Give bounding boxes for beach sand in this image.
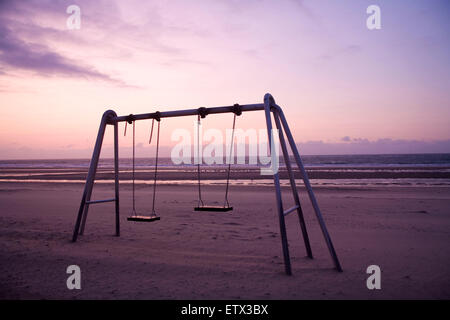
[0,182,449,299]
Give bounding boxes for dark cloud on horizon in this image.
[298,138,450,155]
[341,136,351,142]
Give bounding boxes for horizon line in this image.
[1,152,450,162]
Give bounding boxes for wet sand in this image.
[0,181,449,299]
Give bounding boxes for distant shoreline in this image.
[1,167,450,188]
[1,154,449,187]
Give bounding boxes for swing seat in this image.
[127,215,160,222]
[194,206,233,212]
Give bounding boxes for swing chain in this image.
[132,120,137,216]
[151,119,160,216]
[197,113,204,207]
[124,114,134,136]
[224,109,239,208]
[149,111,161,144]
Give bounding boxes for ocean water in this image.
[1,154,449,187]
[1,154,449,169]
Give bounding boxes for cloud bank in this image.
[297,138,450,155]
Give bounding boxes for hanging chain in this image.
[197,114,204,207]
[224,113,237,208]
[151,120,160,216]
[149,119,155,144]
[132,120,136,216]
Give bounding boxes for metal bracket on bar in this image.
[126,114,134,124]
[198,107,208,118]
[283,205,300,216]
[231,103,242,116]
[86,198,116,205]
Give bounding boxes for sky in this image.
[0,0,449,159]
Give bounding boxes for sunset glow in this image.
[0,0,449,159]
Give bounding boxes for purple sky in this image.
[0,0,449,159]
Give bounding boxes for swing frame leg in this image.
[72,110,120,242]
[273,102,343,272]
[273,109,313,259]
[263,94,292,276]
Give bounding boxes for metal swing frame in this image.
[71,93,342,275]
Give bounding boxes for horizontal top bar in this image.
[113,103,265,123]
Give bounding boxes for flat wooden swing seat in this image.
[194,206,233,212]
[127,215,160,222]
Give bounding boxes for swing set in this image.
[71,93,342,275]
